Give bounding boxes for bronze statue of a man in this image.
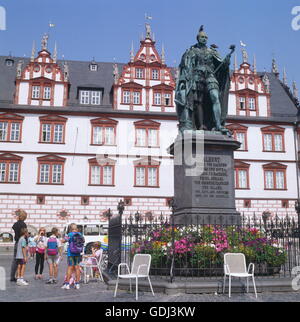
[175,26,235,134]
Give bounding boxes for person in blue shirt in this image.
[61,223,83,290]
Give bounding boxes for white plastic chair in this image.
[114,254,155,300]
[80,249,104,283]
[223,253,257,298]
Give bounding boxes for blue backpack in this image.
[69,233,85,254]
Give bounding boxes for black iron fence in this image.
[108,213,300,282]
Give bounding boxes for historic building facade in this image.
[0,26,299,237]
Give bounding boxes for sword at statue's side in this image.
[214,45,236,75]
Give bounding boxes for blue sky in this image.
[1,0,300,89]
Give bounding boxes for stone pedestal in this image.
[169,131,241,225]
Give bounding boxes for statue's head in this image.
[197,25,208,45]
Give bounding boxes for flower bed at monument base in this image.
[131,225,286,277]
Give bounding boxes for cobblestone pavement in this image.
[1,253,300,302]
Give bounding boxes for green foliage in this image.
[130,225,287,273]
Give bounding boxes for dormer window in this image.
[5,59,14,67]
[79,89,102,105]
[90,64,98,72]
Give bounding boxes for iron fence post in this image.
[169,198,177,283]
[295,200,300,251]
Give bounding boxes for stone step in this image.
[107,277,295,295]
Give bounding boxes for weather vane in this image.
[145,13,153,21]
[240,40,248,63]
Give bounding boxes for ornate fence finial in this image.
[117,200,125,216]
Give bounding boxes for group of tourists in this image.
[10,210,102,289]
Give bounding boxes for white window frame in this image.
[40,164,50,184]
[80,90,90,104]
[133,92,141,105]
[104,127,115,145]
[103,166,113,185]
[91,165,101,185]
[148,167,158,187]
[52,164,62,184]
[8,163,19,183]
[80,90,101,105]
[249,97,256,110]
[0,163,6,182]
[10,123,20,142]
[32,86,41,99]
[265,171,274,189]
[148,129,158,147]
[43,86,51,100]
[54,124,63,143]
[164,93,171,106]
[274,134,283,152]
[90,64,98,72]
[91,91,101,105]
[152,69,159,80]
[136,68,144,79]
[237,169,248,189]
[263,134,273,151]
[154,93,162,105]
[239,97,246,110]
[136,167,146,186]
[136,128,147,147]
[42,124,51,143]
[93,126,103,145]
[0,122,8,141]
[123,91,130,104]
[236,132,246,151]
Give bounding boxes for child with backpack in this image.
[34,227,47,280]
[15,228,29,286]
[61,223,85,290]
[45,227,62,284]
